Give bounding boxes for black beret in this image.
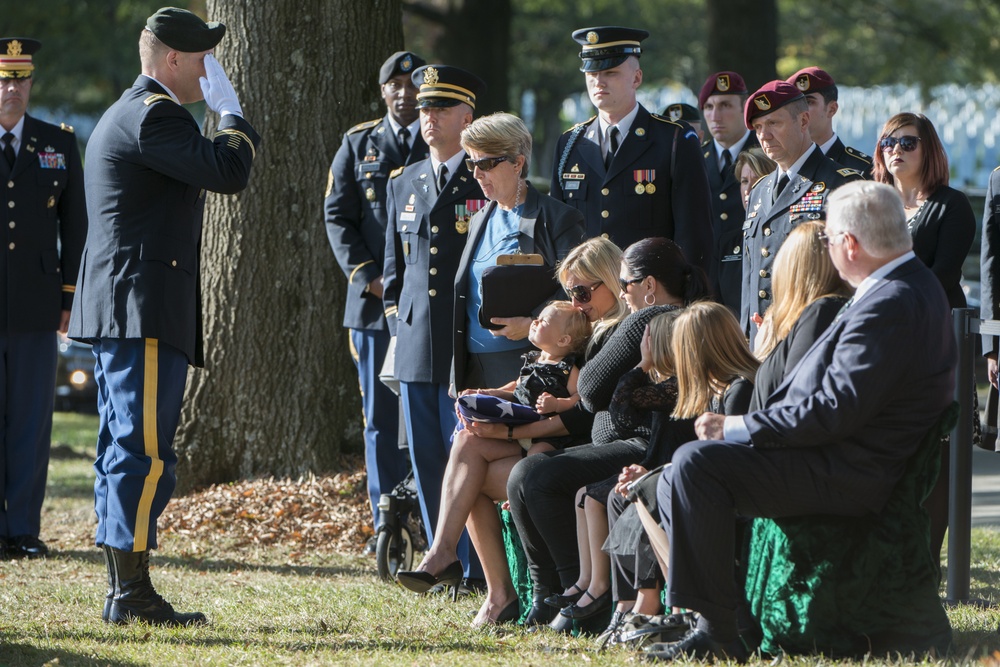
[146,7,225,53]
[379,51,426,85]
[664,103,701,123]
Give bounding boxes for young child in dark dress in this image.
[457,301,590,452]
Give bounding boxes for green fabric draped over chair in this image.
[744,402,959,657]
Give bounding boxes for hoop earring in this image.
[644,292,656,306]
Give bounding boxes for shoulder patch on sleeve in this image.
[837,168,863,177]
[390,166,406,179]
[143,93,176,107]
[845,146,872,163]
[563,115,596,135]
[59,122,75,134]
[347,118,382,135]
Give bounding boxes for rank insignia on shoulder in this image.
[565,116,596,134]
[59,123,74,133]
[143,93,175,106]
[390,166,405,178]
[347,118,381,134]
[325,170,334,197]
[845,146,872,162]
[837,168,863,177]
[810,182,826,193]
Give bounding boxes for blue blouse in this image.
[465,204,525,354]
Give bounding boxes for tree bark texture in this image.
[175,0,404,491]
[707,0,778,90]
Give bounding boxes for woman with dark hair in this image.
[506,237,711,627]
[873,111,975,565]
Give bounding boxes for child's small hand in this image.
[535,392,557,414]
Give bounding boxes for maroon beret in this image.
[698,71,747,109]
[787,67,835,95]
[744,80,806,129]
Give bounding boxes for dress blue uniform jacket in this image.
[702,134,760,313]
[825,137,873,179]
[549,105,714,274]
[740,146,863,340]
[324,115,428,330]
[450,183,585,392]
[68,76,260,366]
[0,114,87,330]
[383,157,484,384]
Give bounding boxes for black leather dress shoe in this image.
[560,589,612,620]
[544,584,585,609]
[644,628,749,663]
[9,535,48,558]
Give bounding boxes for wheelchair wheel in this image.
[376,524,413,581]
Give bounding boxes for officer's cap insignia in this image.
[7,40,22,57]
[810,182,826,193]
[635,127,645,137]
[717,74,730,92]
[586,31,599,44]
[837,168,862,177]
[668,104,682,121]
[754,95,771,111]
[390,166,405,178]
[423,66,439,85]
[401,57,413,72]
[795,75,810,91]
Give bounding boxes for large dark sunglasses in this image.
[879,135,921,152]
[619,277,643,292]
[566,282,603,303]
[464,155,511,172]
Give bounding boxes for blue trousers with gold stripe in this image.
[92,338,187,552]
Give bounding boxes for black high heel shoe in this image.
[473,598,521,628]
[544,584,585,609]
[396,560,464,601]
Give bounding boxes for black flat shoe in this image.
[9,535,48,559]
[643,628,749,663]
[396,560,463,601]
[544,584,585,609]
[561,589,612,620]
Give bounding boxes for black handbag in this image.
[478,254,560,330]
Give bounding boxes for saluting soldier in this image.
[550,27,714,273]
[698,71,759,313]
[0,38,87,560]
[788,67,873,177]
[323,51,428,544]
[68,8,259,625]
[741,81,863,346]
[382,64,487,579]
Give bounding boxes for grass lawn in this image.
[1,412,999,666]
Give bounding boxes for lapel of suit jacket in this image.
[409,158,436,213]
[516,183,540,250]
[606,106,652,182]
[10,115,38,180]
[704,144,724,191]
[767,145,823,219]
[576,117,605,176]
[372,116,403,165]
[432,160,480,214]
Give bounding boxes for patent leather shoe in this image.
[543,584,585,609]
[644,628,749,663]
[396,560,463,601]
[9,535,48,559]
[523,585,556,629]
[560,589,612,620]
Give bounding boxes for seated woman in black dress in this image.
[506,238,711,627]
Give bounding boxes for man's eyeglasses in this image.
[566,282,603,303]
[879,135,921,153]
[619,277,643,292]
[464,156,510,172]
[818,230,847,247]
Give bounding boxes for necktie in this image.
[834,296,855,322]
[2,132,14,169]
[397,127,410,162]
[773,173,789,203]
[720,149,732,176]
[605,127,620,170]
[437,164,449,194]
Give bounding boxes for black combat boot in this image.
[106,547,207,626]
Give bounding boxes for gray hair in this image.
[825,181,912,258]
[460,112,532,178]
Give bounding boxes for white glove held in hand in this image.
[199,54,243,116]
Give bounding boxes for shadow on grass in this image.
[56,549,370,579]
[0,642,140,667]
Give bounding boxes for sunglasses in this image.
[566,282,603,303]
[464,155,511,172]
[879,135,921,152]
[619,277,643,292]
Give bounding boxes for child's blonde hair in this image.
[671,302,759,419]
[647,309,683,379]
[543,300,591,355]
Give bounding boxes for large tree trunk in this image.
[174,0,404,491]
[707,0,777,90]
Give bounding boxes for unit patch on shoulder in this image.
[845,146,873,163]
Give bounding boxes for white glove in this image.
[199,54,243,116]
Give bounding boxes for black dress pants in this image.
[507,438,648,590]
[606,490,662,602]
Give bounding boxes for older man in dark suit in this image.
[649,181,956,662]
[68,8,259,626]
